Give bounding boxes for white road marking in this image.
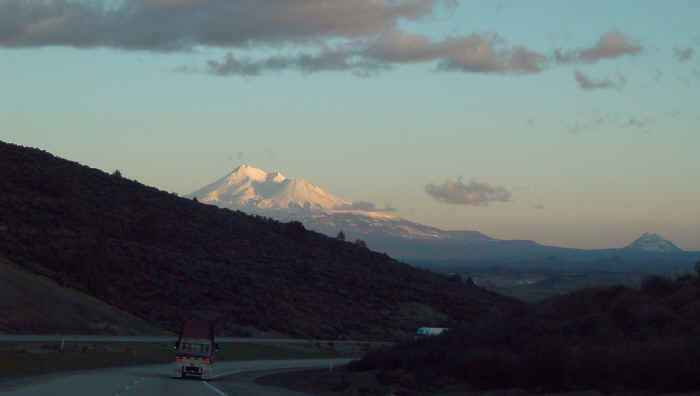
[209,369,244,379]
[202,380,227,396]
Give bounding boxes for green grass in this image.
[0,341,357,380]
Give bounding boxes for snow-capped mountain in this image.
[187,165,495,247]
[189,165,351,212]
[625,232,683,253]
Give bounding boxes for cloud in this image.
[574,70,625,91]
[425,178,511,206]
[579,30,642,62]
[654,68,663,82]
[564,112,617,134]
[0,1,550,77]
[532,203,545,210]
[565,112,653,135]
[674,47,694,62]
[335,201,397,212]
[202,49,386,77]
[553,48,577,64]
[189,29,545,77]
[555,30,642,64]
[527,119,535,127]
[624,117,648,128]
[0,0,440,50]
[369,30,545,74]
[0,2,638,79]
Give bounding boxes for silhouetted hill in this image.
[0,141,513,339]
[350,271,700,393]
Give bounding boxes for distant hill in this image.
[0,141,513,339]
[624,232,683,253]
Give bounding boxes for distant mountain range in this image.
[189,166,698,272]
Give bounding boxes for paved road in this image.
[0,335,389,346]
[0,359,353,396]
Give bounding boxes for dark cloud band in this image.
[0,0,439,50]
[0,1,640,79]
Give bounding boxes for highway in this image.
[0,335,389,346]
[0,358,353,395]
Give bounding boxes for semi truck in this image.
[172,320,217,380]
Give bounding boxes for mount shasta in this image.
[189,166,696,271]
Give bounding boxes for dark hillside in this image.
[0,255,169,335]
[351,272,700,393]
[0,141,513,339]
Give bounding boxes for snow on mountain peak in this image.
[189,165,353,212]
[226,164,268,182]
[625,232,683,253]
[267,171,286,183]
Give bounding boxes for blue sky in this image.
[1,0,699,249]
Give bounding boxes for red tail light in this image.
[176,357,185,362]
[201,359,211,365]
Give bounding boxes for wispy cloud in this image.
[654,68,663,82]
[555,30,643,64]
[574,70,626,91]
[426,178,511,206]
[674,47,694,62]
[624,117,649,128]
[200,49,387,77]
[192,29,545,77]
[565,112,653,135]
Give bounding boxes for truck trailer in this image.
[172,320,217,380]
[415,327,449,337]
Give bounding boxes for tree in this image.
[355,239,367,248]
[112,169,122,178]
[336,231,345,241]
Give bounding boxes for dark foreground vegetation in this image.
[344,271,700,394]
[0,140,513,339]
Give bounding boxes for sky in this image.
[1,0,699,250]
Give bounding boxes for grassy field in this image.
[0,340,357,380]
